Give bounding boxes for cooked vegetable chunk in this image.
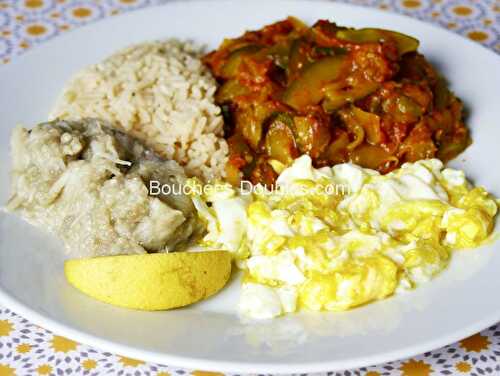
[203,17,470,185]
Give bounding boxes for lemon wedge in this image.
[65,251,232,310]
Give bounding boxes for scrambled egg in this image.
[189,156,498,319]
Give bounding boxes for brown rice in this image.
[49,40,228,181]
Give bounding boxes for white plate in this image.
[1,1,500,373]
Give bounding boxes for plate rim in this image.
[1,286,499,373]
[1,0,499,372]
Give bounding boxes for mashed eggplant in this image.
[7,119,203,258]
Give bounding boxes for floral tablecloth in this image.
[1,0,500,375]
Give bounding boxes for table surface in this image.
[1,0,499,375]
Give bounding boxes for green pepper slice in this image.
[259,41,292,70]
[215,79,249,103]
[264,113,299,165]
[339,106,384,145]
[287,38,312,82]
[292,114,331,158]
[235,103,275,150]
[220,45,262,79]
[283,55,348,110]
[434,78,451,110]
[323,81,380,112]
[336,28,419,55]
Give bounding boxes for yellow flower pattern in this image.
[50,335,78,353]
[16,343,31,354]
[400,359,433,375]
[82,359,97,370]
[118,356,146,367]
[36,364,52,375]
[192,371,225,376]
[0,320,13,337]
[455,361,472,373]
[0,0,499,374]
[459,333,491,352]
[0,364,16,376]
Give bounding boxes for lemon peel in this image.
[65,251,231,310]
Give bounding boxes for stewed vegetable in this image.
[203,17,471,186]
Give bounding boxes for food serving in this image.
[7,119,203,258]
[190,156,497,318]
[5,17,498,320]
[50,40,228,182]
[204,18,471,186]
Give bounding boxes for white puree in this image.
[7,119,203,258]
